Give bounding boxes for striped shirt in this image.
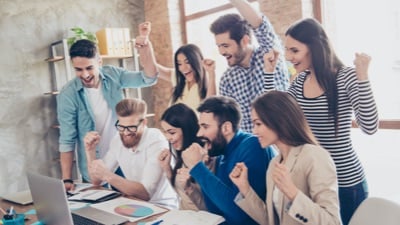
[219,16,289,133]
[288,67,378,187]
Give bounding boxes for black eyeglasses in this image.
[115,119,144,133]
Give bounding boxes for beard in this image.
[120,132,142,149]
[229,47,247,67]
[200,130,227,157]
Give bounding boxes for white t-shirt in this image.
[102,127,179,209]
[85,84,116,158]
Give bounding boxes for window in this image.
[322,0,400,119]
[323,0,400,201]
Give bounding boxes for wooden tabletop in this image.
[0,196,165,225]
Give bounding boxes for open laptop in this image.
[1,189,33,205]
[26,172,128,225]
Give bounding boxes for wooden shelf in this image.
[100,55,133,59]
[44,91,59,95]
[45,56,64,62]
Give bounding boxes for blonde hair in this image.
[115,98,147,118]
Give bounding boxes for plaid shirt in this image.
[219,16,289,132]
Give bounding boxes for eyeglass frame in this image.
[115,119,144,133]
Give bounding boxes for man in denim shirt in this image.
[57,37,159,191]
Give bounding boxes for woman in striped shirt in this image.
[264,18,379,225]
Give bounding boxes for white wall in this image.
[0,0,144,195]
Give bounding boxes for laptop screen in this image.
[26,172,74,225]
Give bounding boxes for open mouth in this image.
[82,76,94,83]
[183,71,192,76]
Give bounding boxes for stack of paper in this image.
[147,209,225,225]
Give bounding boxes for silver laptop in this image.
[1,189,33,205]
[26,172,128,225]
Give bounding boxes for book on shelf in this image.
[96,27,132,57]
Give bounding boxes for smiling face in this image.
[215,32,247,67]
[176,53,196,84]
[72,56,102,88]
[196,112,227,157]
[161,120,183,150]
[284,35,313,73]
[251,109,279,148]
[117,114,145,149]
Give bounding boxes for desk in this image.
[0,196,165,225]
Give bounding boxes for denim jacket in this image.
[56,65,157,181]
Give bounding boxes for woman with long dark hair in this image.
[158,44,217,112]
[264,18,378,225]
[158,103,214,210]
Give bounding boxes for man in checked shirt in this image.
[210,0,289,133]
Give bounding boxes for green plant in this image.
[67,27,98,46]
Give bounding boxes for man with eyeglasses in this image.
[83,98,178,209]
[57,35,159,192]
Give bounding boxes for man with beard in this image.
[57,35,159,192]
[209,0,289,132]
[182,96,276,225]
[84,98,178,209]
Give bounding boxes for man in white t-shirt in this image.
[84,98,178,209]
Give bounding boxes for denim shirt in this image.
[56,65,158,181]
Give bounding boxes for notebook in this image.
[1,189,33,205]
[26,172,128,225]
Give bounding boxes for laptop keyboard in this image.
[72,213,103,225]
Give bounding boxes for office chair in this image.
[348,197,400,225]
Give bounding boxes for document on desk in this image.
[90,197,168,222]
[152,209,226,225]
[68,189,121,203]
[67,183,94,195]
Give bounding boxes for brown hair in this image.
[252,91,317,146]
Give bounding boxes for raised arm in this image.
[134,38,158,78]
[203,59,217,97]
[229,0,262,28]
[134,21,158,78]
[156,63,174,83]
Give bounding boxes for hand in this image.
[138,21,151,37]
[263,49,280,73]
[64,182,75,192]
[271,161,298,201]
[175,167,192,191]
[88,159,111,182]
[182,143,205,169]
[158,149,172,172]
[353,52,371,81]
[229,162,250,195]
[202,59,216,75]
[84,131,100,152]
[134,35,149,48]
[135,21,151,47]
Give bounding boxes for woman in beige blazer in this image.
[230,90,341,225]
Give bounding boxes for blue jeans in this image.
[339,179,369,225]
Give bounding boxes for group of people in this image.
[56,0,379,225]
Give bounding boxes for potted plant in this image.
[67,27,98,46]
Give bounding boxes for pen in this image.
[151,219,163,225]
[0,207,6,215]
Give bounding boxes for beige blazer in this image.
[235,144,341,225]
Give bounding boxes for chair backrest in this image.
[348,197,400,225]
